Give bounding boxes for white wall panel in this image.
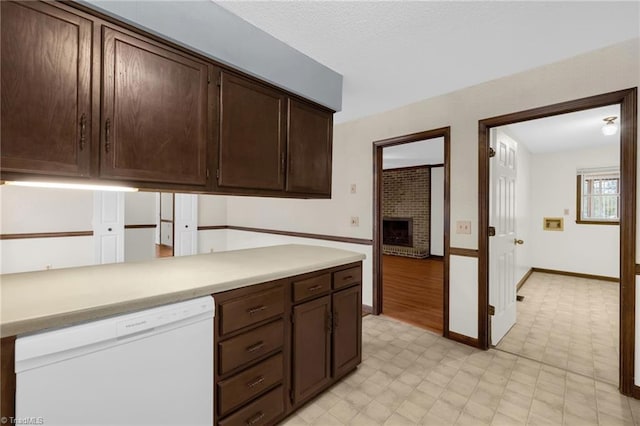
[449,255,479,338]
[0,237,95,274]
[124,228,156,263]
[198,229,228,255]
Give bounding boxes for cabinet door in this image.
[101,27,209,186]
[1,1,92,177]
[218,72,285,191]
[286,99,333,195]
[332,286,362,378]
[292,295,331,404]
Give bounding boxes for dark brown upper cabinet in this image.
[1,1,333,197]
[100,26,210,186]
[0,1,93,177]
[217,72,286,192]
[286,99,333,196]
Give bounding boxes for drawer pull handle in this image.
[247,376,265,389]
[246,411,265,425]
[308,284,323,292]
[246,341,265,353]
[247,305,266,315]
[343,275,353,281]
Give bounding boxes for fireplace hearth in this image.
[383,217,413,247]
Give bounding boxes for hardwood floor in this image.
[382,255,444,334]
[155,244,173,258]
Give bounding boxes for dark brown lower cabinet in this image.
[332,285,362,378]
[212,262,362,425]
[292,295,331,403]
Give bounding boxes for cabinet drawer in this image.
[219,320,284,375]
[292,273,331,302]
[218,353,284,416]
[218,385,284,426]
[333,266,362,290]
[220,286,284,335]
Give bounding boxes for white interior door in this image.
[490,129,518,345]
[174,194,198,256]
[93,191,125,264]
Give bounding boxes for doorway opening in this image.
[489,105,621,387]
[373,128,451,335]
[156,193,199,258]
[478,88,637,395]
[157,193,174,258]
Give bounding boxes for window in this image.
[576,167,620,224]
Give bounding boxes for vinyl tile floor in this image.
[496,272,619,386]
[282,314,639,425]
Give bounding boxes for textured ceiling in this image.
[216,1,639,123]
[503,104,620,154]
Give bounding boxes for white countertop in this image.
[0,244,365,338]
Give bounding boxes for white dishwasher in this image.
[15,296,214,426]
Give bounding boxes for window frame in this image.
[575,169,620,225]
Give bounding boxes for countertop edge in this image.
[1,253,365,338]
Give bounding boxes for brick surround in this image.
[382,167,430,258]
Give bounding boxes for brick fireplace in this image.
[382,167,430,258]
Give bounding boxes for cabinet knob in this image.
[108,227,112,232]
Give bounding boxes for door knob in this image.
[514,239,524,245]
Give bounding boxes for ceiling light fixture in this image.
[601,116,619,136]
[3,181,139,192]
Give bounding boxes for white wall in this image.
[0,237,94,274]
[529,144,619,277]
[224,38,639,340]
[0,186,95,273]
[125,192,157,225]
[0,186,93,233]
[510,131,532,283]
[430,167,444,256]
[198,194,228,225]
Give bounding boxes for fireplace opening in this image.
[383,217,413,247]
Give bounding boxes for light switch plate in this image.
[350,216,360,227]
[350,184,357,194]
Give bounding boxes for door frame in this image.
[477,88,637,395]
[372,127,451,337]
